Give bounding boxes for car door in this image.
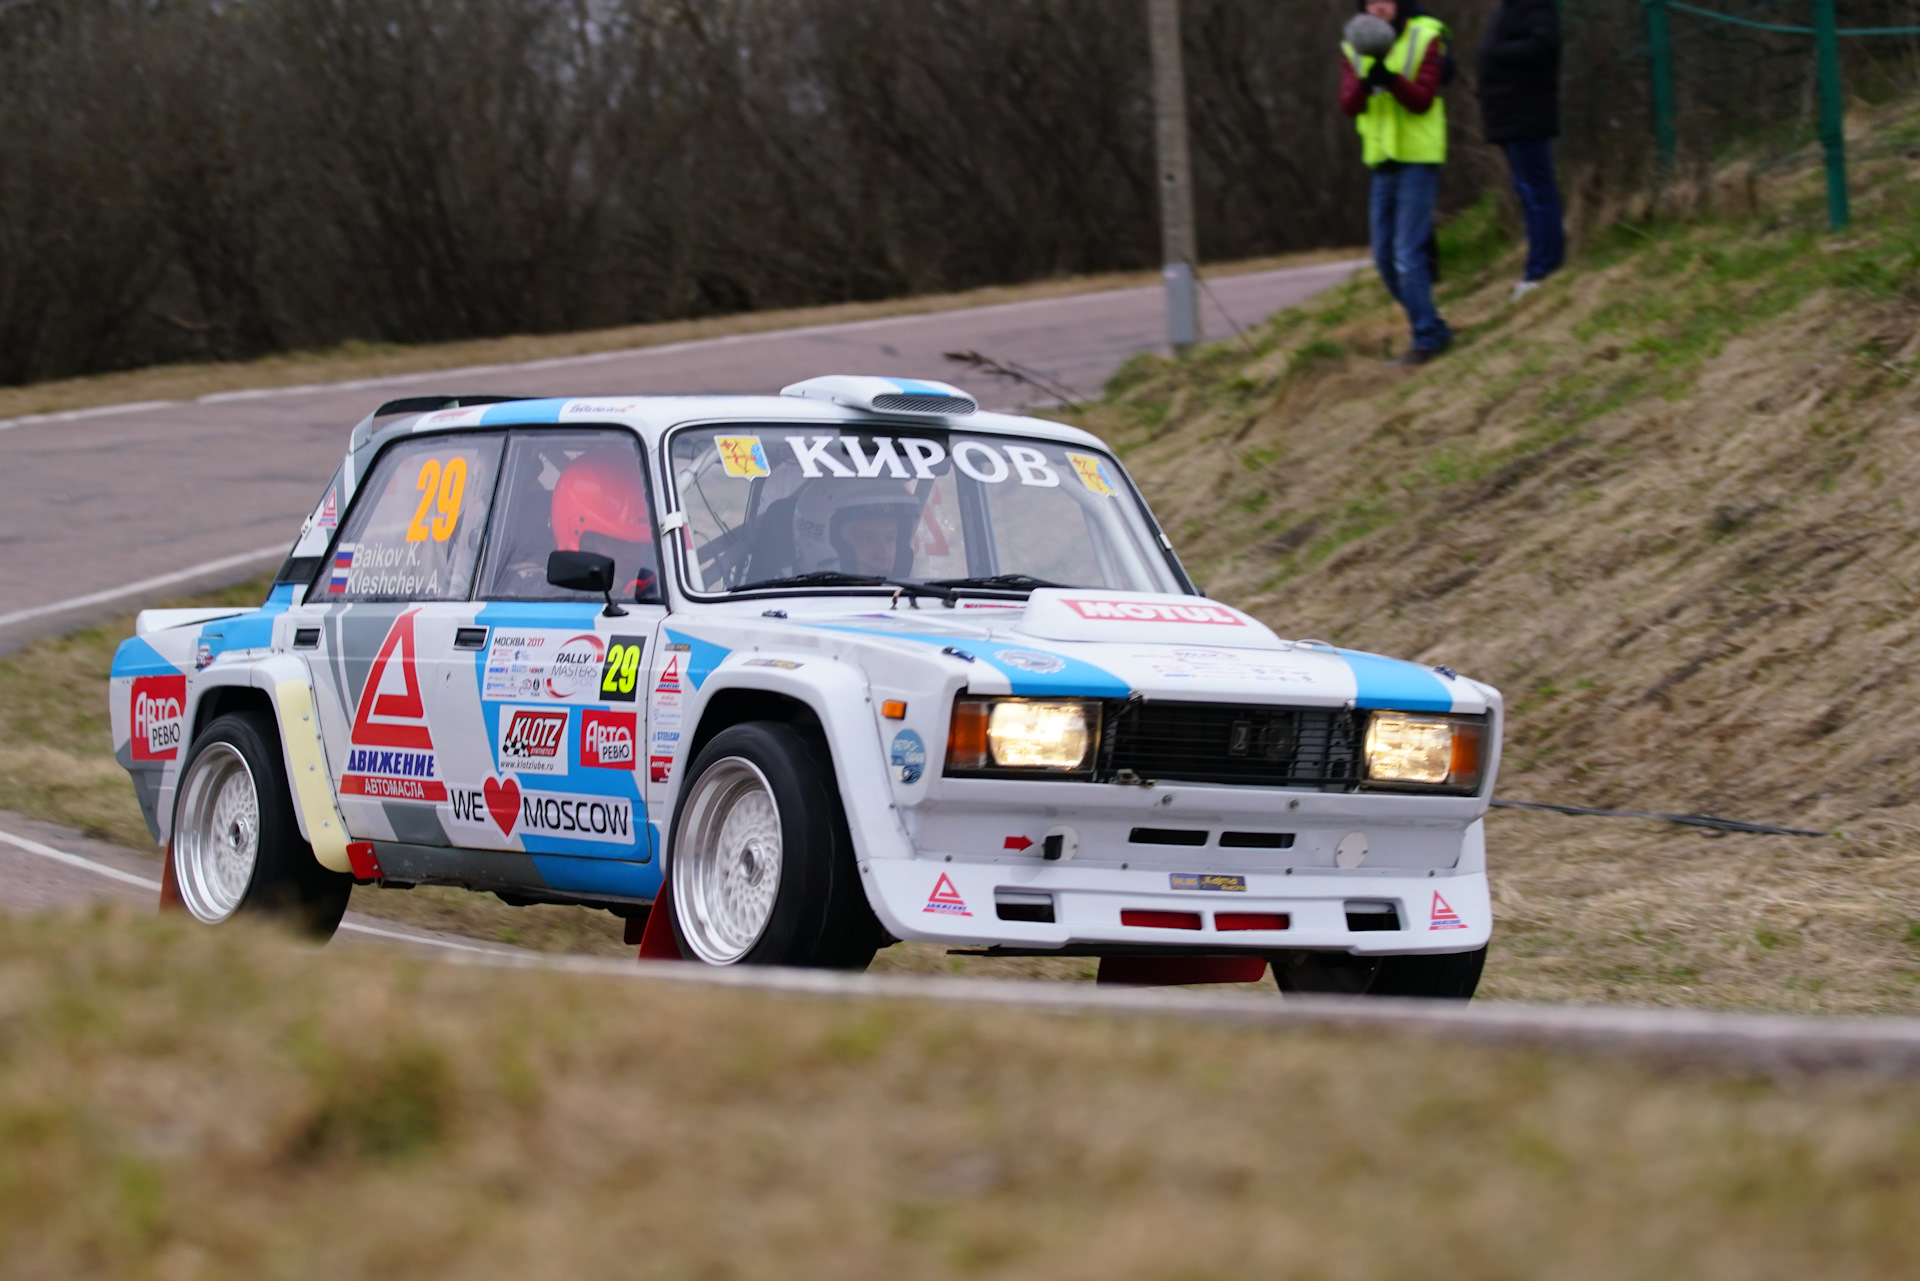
[446,426,669,900]
[297,429,506,849]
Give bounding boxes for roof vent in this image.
[781,375,977,416]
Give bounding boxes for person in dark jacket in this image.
[1476,0,1564,298]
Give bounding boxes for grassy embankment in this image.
[17,105,1920,1006]
[4,911,1920,1281]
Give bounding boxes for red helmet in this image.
[552,449,652,552]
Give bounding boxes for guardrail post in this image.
[1812,0,1850,231]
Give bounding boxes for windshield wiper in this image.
[729,572,957,605]
[925,573,1067,593]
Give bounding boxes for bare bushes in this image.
[3,0,1919,384]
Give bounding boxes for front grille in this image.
[1101,701,1364,789]
[872,392,977,415]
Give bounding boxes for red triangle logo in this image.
[656,655,681,693]
[350,610,434,750]
[1429,891,1466,930]
[923,872,971,916]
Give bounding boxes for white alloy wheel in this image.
[672,756,785,963]
[173,741,261,923]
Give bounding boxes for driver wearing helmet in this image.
[792,478,926,578]
[550,447,657,598]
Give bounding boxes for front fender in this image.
[683,661,913,868]
[174,658,351,874]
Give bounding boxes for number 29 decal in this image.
[599,636,647,702]
[406,456,470,543]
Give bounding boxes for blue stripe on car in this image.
[808,624,1130,698]
[1338,648,1455,712]
[479,399,568,425]
[109,636,180,679]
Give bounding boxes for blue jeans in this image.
[1369,163,1451,352]
[1502,139,1566,282]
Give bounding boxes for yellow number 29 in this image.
[406,456,468,543]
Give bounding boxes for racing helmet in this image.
[792,477,925,577]
[552,448,652,554]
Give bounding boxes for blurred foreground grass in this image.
[4,910,1920,1280]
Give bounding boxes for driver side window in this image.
[477,429,661,603]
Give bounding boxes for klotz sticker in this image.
[994,648,1066,675]
[1066,452,1119,497]
[889,728,927,784]
[1429,892,1467,930]
[716,435,772,479]
[580,709,638,769]
[923,873,972,917]
[130,675,186,762]
[497,707,569,776]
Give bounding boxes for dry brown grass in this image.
[0,251,1353,425]
[5,910,1920,1281]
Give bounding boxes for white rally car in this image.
[110,376,1500,996]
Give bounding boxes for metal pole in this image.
[1644,0,1677,179]
[1812,0,1850,231]
[1147,0,1199,352]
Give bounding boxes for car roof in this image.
[351,391,1113,457]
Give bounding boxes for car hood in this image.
[756,590,1491,715]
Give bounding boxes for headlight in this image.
[1364,713,1483,792]
[946,697,1098,774]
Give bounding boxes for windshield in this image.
[667,425,1186,596]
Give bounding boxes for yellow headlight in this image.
[988,701,1091,769]
[1365,713,1456,785]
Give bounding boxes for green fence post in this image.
[1645,0,1678,178]
[1813,0,1850,230]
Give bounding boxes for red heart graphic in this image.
[482,776,520,835]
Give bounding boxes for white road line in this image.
[0,823,512,957]
[8,821,1920,1072]
[0,544,287,632]
[0,260,1368,430]
[0,826,162,890]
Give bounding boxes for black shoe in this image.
[1394,343,1448,368]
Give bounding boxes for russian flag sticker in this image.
[329,546,354,594]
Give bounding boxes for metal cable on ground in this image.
[1491,798,1828,837]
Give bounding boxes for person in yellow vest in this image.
[1341,0,1454,366]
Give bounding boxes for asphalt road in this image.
[0,260,1360,647]
[8,808,1920,1076]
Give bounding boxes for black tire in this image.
[667,721,881,969]
[170,711,352,939]
[1271,946,1486,1000]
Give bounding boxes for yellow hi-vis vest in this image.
[1342,15,1449,167]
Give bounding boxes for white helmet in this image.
[792,478,926,577]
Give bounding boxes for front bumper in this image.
[860,859,1491,956]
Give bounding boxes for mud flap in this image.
[635,883,685,961]
[159,841,185,913]
[1096,956,1269,986]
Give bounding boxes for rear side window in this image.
[477,429,660,603]
[308,433,503,603]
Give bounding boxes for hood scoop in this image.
[1011,590,1289,650]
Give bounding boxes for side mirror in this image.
[547,550,628,617]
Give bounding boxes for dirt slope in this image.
[1067,102,1920,838]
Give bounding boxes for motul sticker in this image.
[923,873,972,917]
[345,610,444,799]
[580,709,637,769]
[1062,598,1244,625]
[130,674,186,762]
[497,706,569,776]
[1429,892,1467,930]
